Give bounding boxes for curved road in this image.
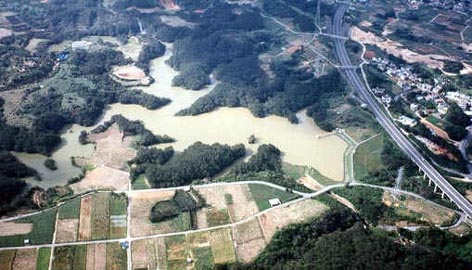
[332,4,472,218]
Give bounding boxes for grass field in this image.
[193,247,214,270]
[132,174,150,190]
[353,134,384,180]
[58,197,81,219]
[248,184,299,211]
[36,248,51,270]
[281,163,305,180]
[110,193,128,216]
[209,229,236,265]
[91,193,110,240]
[170,212,192,232]
[0,209,58,247]
[52,246,86,270]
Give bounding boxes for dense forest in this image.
[0,152,37,215]
[144,142,246,188]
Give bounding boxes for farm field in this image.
[78,192,128,241]
[131,228,236,270]
[0,209,57,247]
[247,184,300,211]
[52,242,126,270]
[0,247,50,270]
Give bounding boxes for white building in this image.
[397,115,417,127]
[268,198,282,207]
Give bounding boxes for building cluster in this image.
[405,0,469,12]
[370,57,472,119]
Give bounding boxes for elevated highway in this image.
[332,4,472,218]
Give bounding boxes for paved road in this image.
[332,4,472,218]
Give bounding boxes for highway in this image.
[332,4,472,218]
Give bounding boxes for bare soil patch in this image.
[55,219,79,243]
[79,196,93,241]
[131,240,153,270]
[86,244,95,270]
[235,238,266,263]
[85,124,136,170]
[196,184,259,222]
[297,175,322,191]
[259,199,328,241]
[11,249,37,270]
[94,243,107,270]
[0,222,32,236]
[351,26,450,69]
[160,15,195,28]
[70,166,129,193]
[129,190,175,237]
[0,28,12,39]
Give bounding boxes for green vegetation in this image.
[224,208,469,269]
[354,135,384,180]
[91,115,174,147]
[110,193,128,216]
[443,61,465,74]
[0,209,57,247]
[150,189,205,223]
[43,158,57,171]
[91,193,110,240]
[248,184,299,211]
[106,242,127,270]
[131,174,150,190]
[218,144,311,193]
[52,245,86,270]
[145,142,245,188]
[0,151,36,216]
[194,247,214,270]
[36,248,51,270]
[58,197,81,219]
[281,163,305,181]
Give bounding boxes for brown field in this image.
[71,166,129,193]
[196,184,259,222]
[0,222,32,236]
[297,175,322,191]
[259,199,328,241]
[79,196,93,241]
[233,218,266,263]
[130,238,166,270]
[110,215,127,239]
[0,250,16,270]
[11,249,37,270]
[449,223,471,236]
[129,190,175,237]
[383,192,457,226]
[209,229,236,265]
[196,208,209,229]
[86,244,95,270]
[55,219,79,243]
[94,244,107,270]
[86,125,137,170]
[91,193,110,240]
[106,242,127,270]
[235,238,266,263]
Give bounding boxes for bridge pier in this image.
[434,184,438,193]
[442,191,445,199]
[428,178,432,186]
